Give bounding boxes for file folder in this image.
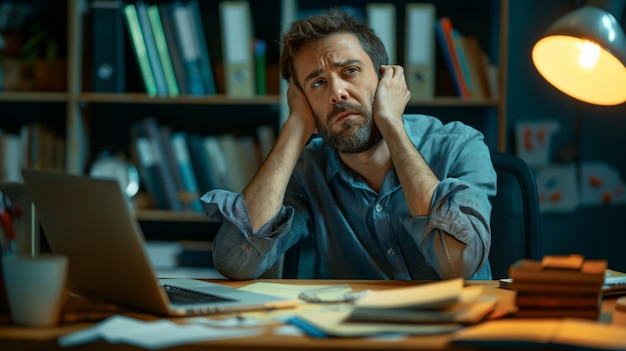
[366,3,396,65]
[220,1,255,97]
[92,0,125,93]
[404,3,435,100]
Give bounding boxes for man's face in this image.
[293,33,382,153]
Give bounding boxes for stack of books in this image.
[509,255,606,319]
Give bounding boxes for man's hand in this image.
[372,65,411,132]
[286,80,317,136]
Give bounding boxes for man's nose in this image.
[329,79,349,103]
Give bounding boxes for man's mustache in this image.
[328,101,366,120]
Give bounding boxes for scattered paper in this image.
[58,315,262,349]
[239,282,346,302]
[185,315,271,327]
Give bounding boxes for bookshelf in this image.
[0,0,508,224]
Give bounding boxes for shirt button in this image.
[375,203,384,212]
[386,247,395,256]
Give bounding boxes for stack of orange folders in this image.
[509,255,606,320]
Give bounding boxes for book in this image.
[451,318,626,351]
[451,28,474,98]
[510,281,603,295]
[157,2,189,95]
[135,1,168,97]
[171,1,205,95]
[0,133,21,182]
[139,118,184,211]
[123,4,158,96]
[434,17,470,99]
[147,5,179,97]
[218,134,247,193]
[202,136,233,191]
[515,293,601,310]
[603,275,626,297]
[159,125,190,211]
[404,3,435,99]
[185,134,217,194]
[187,0,217,95]
[459,35,491,99]
[254,39,266,95]
[508,258,607,285]
[130,122,167,209]
[91,0,125,93]
[170,132,203,212]
[220,1,255,97]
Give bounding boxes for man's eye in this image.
[312,79,325,88]
[344,67,358,75]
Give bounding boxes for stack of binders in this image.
[509,255,606,319]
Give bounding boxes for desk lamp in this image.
[531,0,626,105]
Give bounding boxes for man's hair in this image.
[279,7,389,87]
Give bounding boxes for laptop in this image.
[21,169,298,316]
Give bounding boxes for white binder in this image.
[405,3,436,100]
[220,1,255,97]
[366,3,396,65]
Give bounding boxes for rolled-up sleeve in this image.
[403,127,496,280]
[201,190,295,280]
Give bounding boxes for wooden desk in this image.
[0,279,623,351]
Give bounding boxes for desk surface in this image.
[0,279,623,351]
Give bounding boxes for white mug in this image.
[1,254,69,327]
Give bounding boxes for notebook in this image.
[21,169,298,316]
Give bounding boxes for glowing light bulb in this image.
[578,40,600,69]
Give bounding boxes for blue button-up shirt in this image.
[201,114,496,280]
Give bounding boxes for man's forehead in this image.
[294,33,367,81]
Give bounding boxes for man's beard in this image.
[315,100,382,154]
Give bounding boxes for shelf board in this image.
[0,91,69,102]
[0,92,497,107]
[80,93,281,105]
[407,97,499,107]
[135,209,209,222]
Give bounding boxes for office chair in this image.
[488,151,541,279]
[281,151,541,279]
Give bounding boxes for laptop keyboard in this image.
[162,284,234,305]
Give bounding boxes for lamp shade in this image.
[532,5,626,105]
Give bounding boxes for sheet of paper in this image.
[288,307,461,337]
[58,315,261,350]
[355,278,464,309]
[239,282,338,301]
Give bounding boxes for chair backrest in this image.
[281,151,542,279]
[488,151,541,279]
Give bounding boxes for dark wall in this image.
[506,0,626,271]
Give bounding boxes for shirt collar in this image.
[321,140,401,195]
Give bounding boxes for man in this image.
[202,8,496,280]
